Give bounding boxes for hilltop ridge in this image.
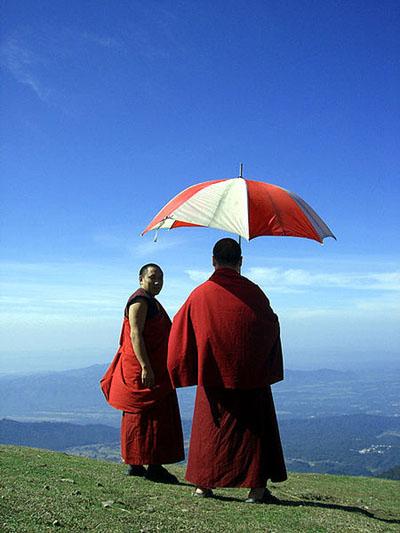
[1,446,399,532]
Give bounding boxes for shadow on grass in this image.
[212,494,244,503]
[141,480,193,488]
[176,481,193,488]
[276,499,400,526]
[205,494,400,525]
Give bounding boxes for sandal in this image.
[245,488,279,504]
[126,465,146,477]
[193,488,214,498]
[145,465,179,484]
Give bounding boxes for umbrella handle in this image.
[239,163,243,246]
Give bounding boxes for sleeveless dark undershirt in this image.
[124,288,159,320]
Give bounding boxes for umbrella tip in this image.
[239,163,244,178]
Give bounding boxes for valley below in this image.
[1,363,399,479]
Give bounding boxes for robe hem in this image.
[123,456,184,465]
[185,474,287,488]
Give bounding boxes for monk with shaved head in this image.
[168,238,287,502]
[101,264,184,482]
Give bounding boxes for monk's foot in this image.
[126,464,146,477]
[193,487,214,498]
[145,465,179,484]
[245,488,279,504]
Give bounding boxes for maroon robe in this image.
[168,268,287,487]
[101,289,184,465]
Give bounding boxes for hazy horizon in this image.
[1,347,399,376]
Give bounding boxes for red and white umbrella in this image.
[142,176,335,244]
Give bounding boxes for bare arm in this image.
[128,300,155,388]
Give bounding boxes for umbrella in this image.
[142,169,335,244]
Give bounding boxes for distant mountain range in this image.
[0,364,108,413]
[1,414,399,478]
[1,362,399,478]
[0,365,368,416]
[280,413,400,477]
[0,419,119,450]
[379,465,400,480]
[1,363,398,425]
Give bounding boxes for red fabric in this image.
[101,289,184,465]
[101,290,175,412]
[168,268,284,389]
[247,180,321,242]
[121,391,184,465]
[186,386,287,487]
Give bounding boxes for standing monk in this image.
[168,239,287,502]
[101,264,184,483]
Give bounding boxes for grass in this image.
[0,445,399,532]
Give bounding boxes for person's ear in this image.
[239,257,243,267]
[212,256,216,267]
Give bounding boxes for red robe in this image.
[101,289,184,465]
[168,268,287,487]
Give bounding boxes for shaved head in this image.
[212,238,242,267]
[139,263,162,277]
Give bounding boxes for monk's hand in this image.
[141,366,155,389]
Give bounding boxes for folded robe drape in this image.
[168,268,286,487]
[100,289,184,465]
[168,268,284,389]
[186,386,287,487]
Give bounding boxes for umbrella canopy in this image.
[142,177,335,243]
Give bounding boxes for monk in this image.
[168,239,287,502]
[100,263,184,483]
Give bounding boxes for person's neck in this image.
[140,287,155,297]
[214,264,241,274]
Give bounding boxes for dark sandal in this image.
[245,489,279,504]
[145,465,179,484]
[126,465,146,477]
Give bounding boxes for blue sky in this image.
[1,0,399,373]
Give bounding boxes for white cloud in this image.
[93,231,187,259]
[246,267,400,292]
[1,258,399,367]
[0,259,195,322]
[184,270,210,283]
[132,237,183,258]
[281,307,337,319]
[353,294,400,313]
[0,37,50,102]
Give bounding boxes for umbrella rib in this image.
[144,177,334,244]
[264,189,286,236]
[208,179,237,228]
[288,192,336,240]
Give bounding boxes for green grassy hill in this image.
[0,446,399,532]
